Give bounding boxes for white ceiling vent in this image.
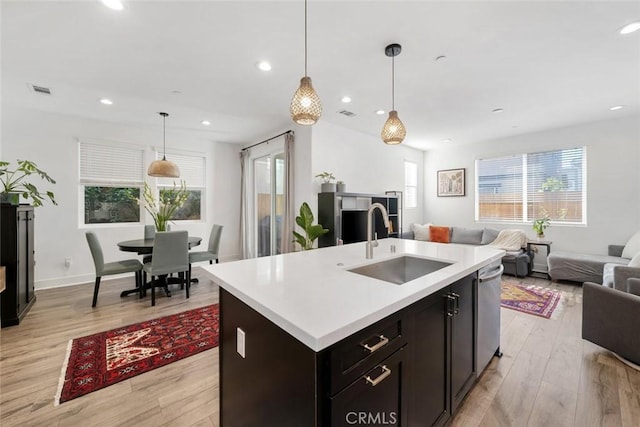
[29,84,52,95]
[338,109,356,117]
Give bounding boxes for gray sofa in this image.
[547,245,630,284]
[402,226,531,277]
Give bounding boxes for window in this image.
[156,151,205,221]
[80,141,144,225]
[404,161,418,208]
[476,147,586,224]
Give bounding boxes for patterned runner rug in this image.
[500,282,562,319]
[55,304,219,405]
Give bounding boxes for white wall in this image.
[424,115,640,255]
[2,106,241,289]
[311,121,425,230]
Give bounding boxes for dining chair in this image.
[86,231,143,308]
[189,224,223,278]
[142,224,171,264]
[143,230,190,306]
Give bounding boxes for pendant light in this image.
[381,43,406,145]
[147,112,180,178]
[289,0,322,125]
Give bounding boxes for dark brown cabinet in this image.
[218,272,483,427]
[330,346,408,427]
[408,273,476,426]
[1,205,36,327]
[450,274,477,413]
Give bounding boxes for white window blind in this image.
[527,148,585,223]
[476,147,586,224]
[156,152,205,188]
[80,141,144,185]
[476,155,523,222]
[404,161,417,208]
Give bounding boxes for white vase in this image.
[321,183,337,193]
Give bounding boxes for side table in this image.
[527,240,552,279]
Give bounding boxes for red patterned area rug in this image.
[55,304,219,405]
[500,282,562,319]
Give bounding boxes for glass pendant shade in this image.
[147,158,180,177]
[290,76,322,125]
[381,110,406,145]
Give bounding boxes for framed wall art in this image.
[437,168,465,197]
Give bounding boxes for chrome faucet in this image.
[366,203,391,259]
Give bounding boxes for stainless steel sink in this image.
[347,255,453,285]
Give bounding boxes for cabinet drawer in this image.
[326,311,407,395]
[328,346,407,427]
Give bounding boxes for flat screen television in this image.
[341,210,369,244]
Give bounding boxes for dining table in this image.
[117,236,202,298]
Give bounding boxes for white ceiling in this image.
[2,0,640,150]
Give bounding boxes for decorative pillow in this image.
[451,227,483,245]
[429,226,451,243]
[411,223,431,241]
[628,252,640,268]
[622,231,640,259]
[481,228,500,245]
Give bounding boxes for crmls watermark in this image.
[345,411,398,425]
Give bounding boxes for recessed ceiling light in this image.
[435,55,447,61]
[443,138,452,143]
[492,108,504,113]
[171,90,182,95]
[619,22,640,35]
[341,96,352,103]
[609,105,624,111]
[256,61,272,71]
[99,98,113,105]
[101,0,124,11]
[375,110,385,115]
[201,120,211,125]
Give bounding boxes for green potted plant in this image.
[532,215,550,239]
[293,202,329,250]
[141,181,189,231]
[315,171,336,193]
[0,159,57,206]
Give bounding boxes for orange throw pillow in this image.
[429,226,450,243]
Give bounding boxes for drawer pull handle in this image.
[362,335,389,353]
[365,365,391,386]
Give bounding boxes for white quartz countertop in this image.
[202,239,504,351]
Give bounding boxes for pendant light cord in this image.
[162,113,167,161]
[391,55,395,110]
[304,0,308,76]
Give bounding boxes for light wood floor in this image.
[1,271,639,426]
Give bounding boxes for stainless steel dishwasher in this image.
[476,264,504,372]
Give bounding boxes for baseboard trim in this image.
[35,253,242,290]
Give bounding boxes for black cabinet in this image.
[218,272,484,427]
[330,346,408,427]
[409,272,476,426]
[409,288,450,426]
[318,192,400,248]
[450,274,476,413]
[1,205,36,327]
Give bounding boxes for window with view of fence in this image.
[476,147,586,224]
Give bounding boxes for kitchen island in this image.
[202,238,504,427]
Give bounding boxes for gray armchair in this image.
[602,263,640,290]
[582,278,640,366]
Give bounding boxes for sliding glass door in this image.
[254,152,285,257]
